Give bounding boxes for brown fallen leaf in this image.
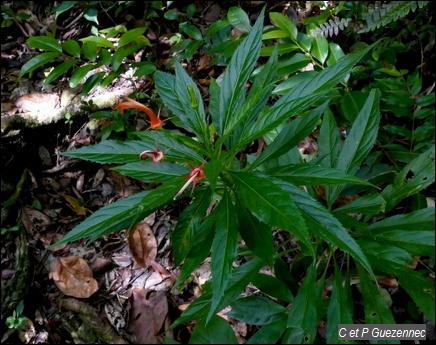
[126,288,168,344]
[49,256,99,298]
[128,220,157,268]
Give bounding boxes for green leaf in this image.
[368,208,435,232]
[54,1,77,19]
[358,240,413,273]
[204,19,231,37]
[118,27,147,47]
[83,72,105,94]
[229,172,314,256]
[356,264,396,325]
[154,66,209,144]
[62,39,81,58]
[172,187,212,266]
[190,314,238,344]
[269,12,297,40]
[69,64,101,88]
[80,36,114,49]
[311,36,329,64]
[277,53,312,76]
[341,91,368,123]
[333,194,386,215]
[369,230,434,257]
[327,265,354,344]
[265,164,376,187]
[326,42,345,66]
[227,6,251,32]
[246,317,287,344]
[227,296,285,325]
[217,9,264,136]
[327,89,381,206]
[27,36,62,52]
[50,190,149,248]
[64,133,204,165]
[238,41,380,152]
[208,189,240,322]
[171,257,265,329]
[180,23,202,40]
[19,52,60,78]
[133,62,156,77]
[81,41,97,62]
[235,198,275,267]
[251,273,294,303]
[203,158,222,193]
[174,202,218,290]
[223,45,278,146]
[248,101,327,171]
[174,63,209,143]
[396,269,435,323]
[284,263,320,344]
[111,162,189,183]
[318,107,341,169]
[44,59,76,86]
[84,6,99,25]
[51,177,185,247]
[111,43,143,72]
[277,180,376,281]
[381,146,435,212]
[99,48,111,66]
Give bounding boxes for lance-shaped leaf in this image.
[50,177,185,247]
[327,265,354,344]
[19,51,61,78]
[332,193,386,215]
[284,263,320,344]
[235,197,275,267]
[356,264,396,325]
[327,89,381,206]
[368,208,435,232]
[396,269,435,323]
[227,296,286,325]
[172,187,212,266]
[217,9,264,135]
[275,179,376,281]
[208,189,240,322]
[190,314,238,344]
[173,201,218,290]
[264,164,376,187]
[381,146,435,212]
[246,317,287,344]
[357,240,413,273]
[367,230,435,257]
[318,106,340,169]
[223,45,278,149]
[237,41,380,152]
[170,257,265,329]
[248,101,328,171]
[134,130,206,163]
[229,172,314,256]
[154,67,209,143]
[112,162,189,183]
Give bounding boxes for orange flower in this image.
[114,97,163,130]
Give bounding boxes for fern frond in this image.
[310,17,352,38]
[358,1,429,34]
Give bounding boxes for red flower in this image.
[114,97,163,130]
[139,148,165,163]
[174,164,205,200]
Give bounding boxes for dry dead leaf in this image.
[62,194,90,216]
[128,221,157,268]
[20,207,52,233]
[49,256,99,298]
[126,288,168,344]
